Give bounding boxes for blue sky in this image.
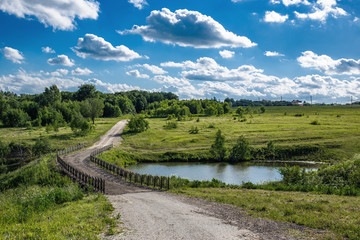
[0,0,359,103]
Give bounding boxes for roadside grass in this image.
[0,117,126,151]
[172,187,360,240]
[0,154,117,239]
[105,105,360,162]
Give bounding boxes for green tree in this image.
[236,106,245,117]
[128,115,149,133]
[210,130,226,161]
[1,108,30,127]
[80,98,104,124]
[229,135,251,162]
[260,106,266,113]
[39,85,61,106]
[70,111,93,136]
[135,95,148,113]
[265,141,275,159]
[75,84,98,101]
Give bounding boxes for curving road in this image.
[63,119,325,240]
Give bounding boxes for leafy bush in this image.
[210,130,226,161]
[189,126,199,134]
[163,121,177,129]
[279,165,304,185]
[33,137,52,156]
[294,113,304,117]
[70,111,93,136]
[128,115,149,133]
[1,108,30,127]
[310,120,321,125]
[229,135,251,162]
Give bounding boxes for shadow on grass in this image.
[48,133,73,140]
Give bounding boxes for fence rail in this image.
[90,148,169,190]
[56,144,105,194]
[57,143,86,156]
[90,144,113,157]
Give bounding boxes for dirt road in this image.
[63,120,324,240]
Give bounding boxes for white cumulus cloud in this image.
[264,51,285,57]
[264,11,289,23]
[128,0,148,9]
[42,47,55,54]
[219,50,235,59]
[135,64,167,74]
[72,67,93,75]
[0,0,100,31]
[73,34,142,62]
[294,0,347,22]
[119,8,256,49]
[281,0,310,6]
[47,55,75,67]
[2,47,24,64]
[297,51,360,75]
[126,70,150,79]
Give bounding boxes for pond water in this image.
[127,162,318,185]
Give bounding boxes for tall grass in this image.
[0,155,116,239]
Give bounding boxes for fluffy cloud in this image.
[119,8,256,48]
[71,67,93,75]
[42,47,55,54]
[0,69,143,95]
[157,56,360,102]
[0,69,82,94]
[0,0,99,31]
[264,11,289,23]
[47,55,75,67]
[281,0,310,6]
[294,0,347,22]
[264,51,285,57]
[126,70,150,79]
[2,47,24,64]
[128,0,148,9]
[219,50,235,59]
[297,51,360,75]
[86,78,141,93]
[73,34,142,62]
[135,64,167,74]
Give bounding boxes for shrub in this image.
[279,165,304,185]
[294,113,304,117]
[163,121,177,129]
[229,135,251,162]
[128,115,149,133]
[310,120,320,125]
[189,126,199,134]
[33,137,52,156]
[260,106,265,113]
[1,108,30,127]
[208,123,215,128]
[210,130,226,161]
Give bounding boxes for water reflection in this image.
[127,162,317,185]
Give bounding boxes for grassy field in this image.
[0,154,118,239]
[172,187,360,239]
[0,117,125,150]
[105,105,360,162]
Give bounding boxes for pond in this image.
[127,162,318,185]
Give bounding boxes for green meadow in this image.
[105,105,360,163]
[0,117,124,150]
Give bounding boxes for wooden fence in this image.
[56,144,105,194]
[57,143,86,156]
[90,147,170,190]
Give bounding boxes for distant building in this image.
[292,100,303,106]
